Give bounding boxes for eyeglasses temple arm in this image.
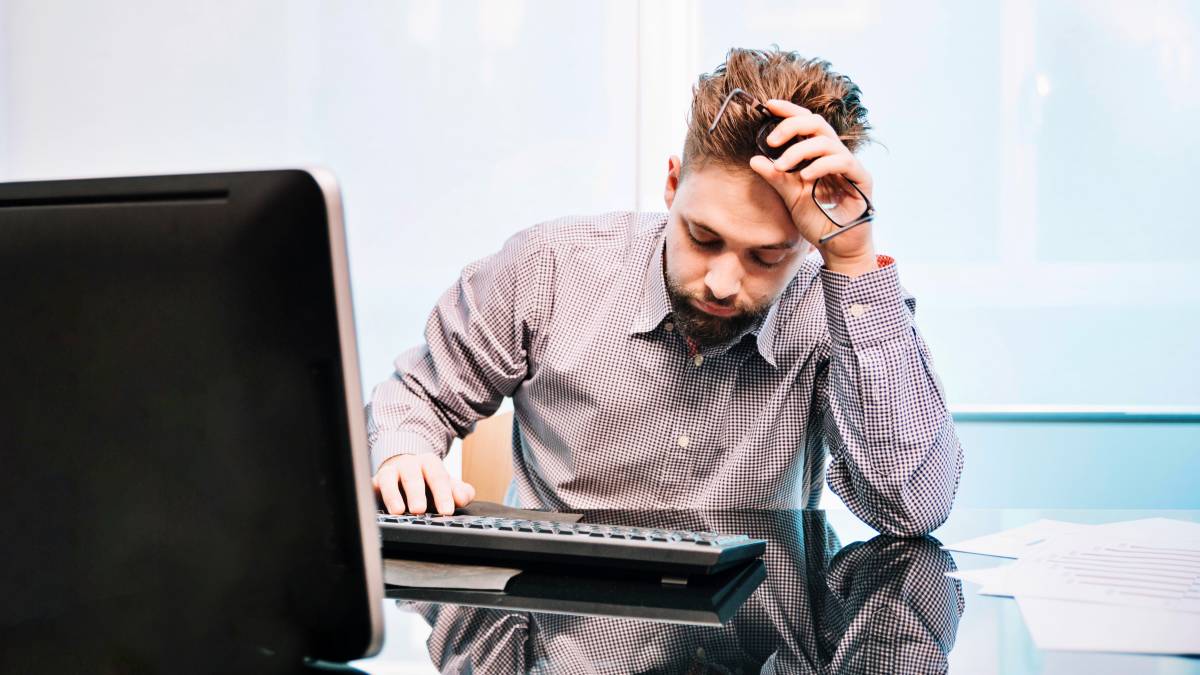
[817,212,875,244]
[708,88,766,133]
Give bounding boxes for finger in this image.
[799,153,861,184]
[773,135,840,173]
[375,465,406,515]
[749,155,808,214]
[765,110,837,147]
[452,479,477,507]
[750,154,797,193]
[397,458,428,515]
[420,455,455,515]
[762,98,810,118]
[749,154,782,188]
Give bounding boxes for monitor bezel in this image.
[306,167,384,659]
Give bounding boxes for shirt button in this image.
[677,434,689,448]
[849,303,868,318]
[693,354,704,366]
[664,322,674,332]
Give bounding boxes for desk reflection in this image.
[402,509,963,674]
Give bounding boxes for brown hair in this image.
[682,47,872,176]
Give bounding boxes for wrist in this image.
[821,249,878,278]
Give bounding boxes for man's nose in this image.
[704,254,743,300]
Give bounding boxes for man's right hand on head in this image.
[372,453,476,516]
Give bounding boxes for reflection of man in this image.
[413,511,965,673]
[367,47,964,536]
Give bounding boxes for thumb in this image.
[453,479,477,506]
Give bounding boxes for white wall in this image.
[3,0,1197,413]
[683,0,1200,409]
[0,0,639,398]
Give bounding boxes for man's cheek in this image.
[678,257,706,284]
[672,266,706,296]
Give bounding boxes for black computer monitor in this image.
[0,169,383,671]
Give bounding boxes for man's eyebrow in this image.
[757,240,798,250]
[688,220,721,238]
[688,219,797,250]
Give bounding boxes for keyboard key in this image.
[378,512,766,576]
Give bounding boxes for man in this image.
[367,48,963,537]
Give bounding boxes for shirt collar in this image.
[629,227,783,369]
[753,301,781,368]
[752,259,823,368]
[629,233,673,336]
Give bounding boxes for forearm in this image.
[819,261,963,536]
[366,314,520,473]
[366,227,548,475]
[820,247,878,278]
[365,350,458,474]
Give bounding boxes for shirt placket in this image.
[662,330,711,505]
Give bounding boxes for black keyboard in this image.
[377,513,767,578]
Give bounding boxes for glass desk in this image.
[355,508,1200,674]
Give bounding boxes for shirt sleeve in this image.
[822,535,964,672]
[364,226,555,474]
[816,260,964,537]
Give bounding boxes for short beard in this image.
[665,278,769,347]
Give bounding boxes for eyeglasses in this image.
[708,88,875,244]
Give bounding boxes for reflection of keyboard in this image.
[377,513,766,579]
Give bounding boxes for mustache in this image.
[689,288,744,313]
[700,292,735,308]
[664,274,769,324]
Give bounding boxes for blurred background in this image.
[2,0,1197,513]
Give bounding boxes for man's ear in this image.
[663,155,683,209]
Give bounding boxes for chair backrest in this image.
[461,411,515,503]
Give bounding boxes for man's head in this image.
[663,47,871,346]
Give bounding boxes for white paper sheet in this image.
[946,517,1200,656]
[942,519,1093,559]
[1005,518,1200,613]
[1017,596,1200,655]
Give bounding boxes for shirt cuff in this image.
[369,430,443,475]
[820,257,910,347]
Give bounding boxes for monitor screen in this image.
[0,169,382,671]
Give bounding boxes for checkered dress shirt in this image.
[367,211,963,536]
[411,510,965,674]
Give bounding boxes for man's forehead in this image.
[677,165,798,244]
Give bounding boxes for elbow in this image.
[884,425,963,537]
[877,500,953,538]
[883,470,955,533]
[832,423,964,538]
[837,480,955,537]
[873,464,961,538]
